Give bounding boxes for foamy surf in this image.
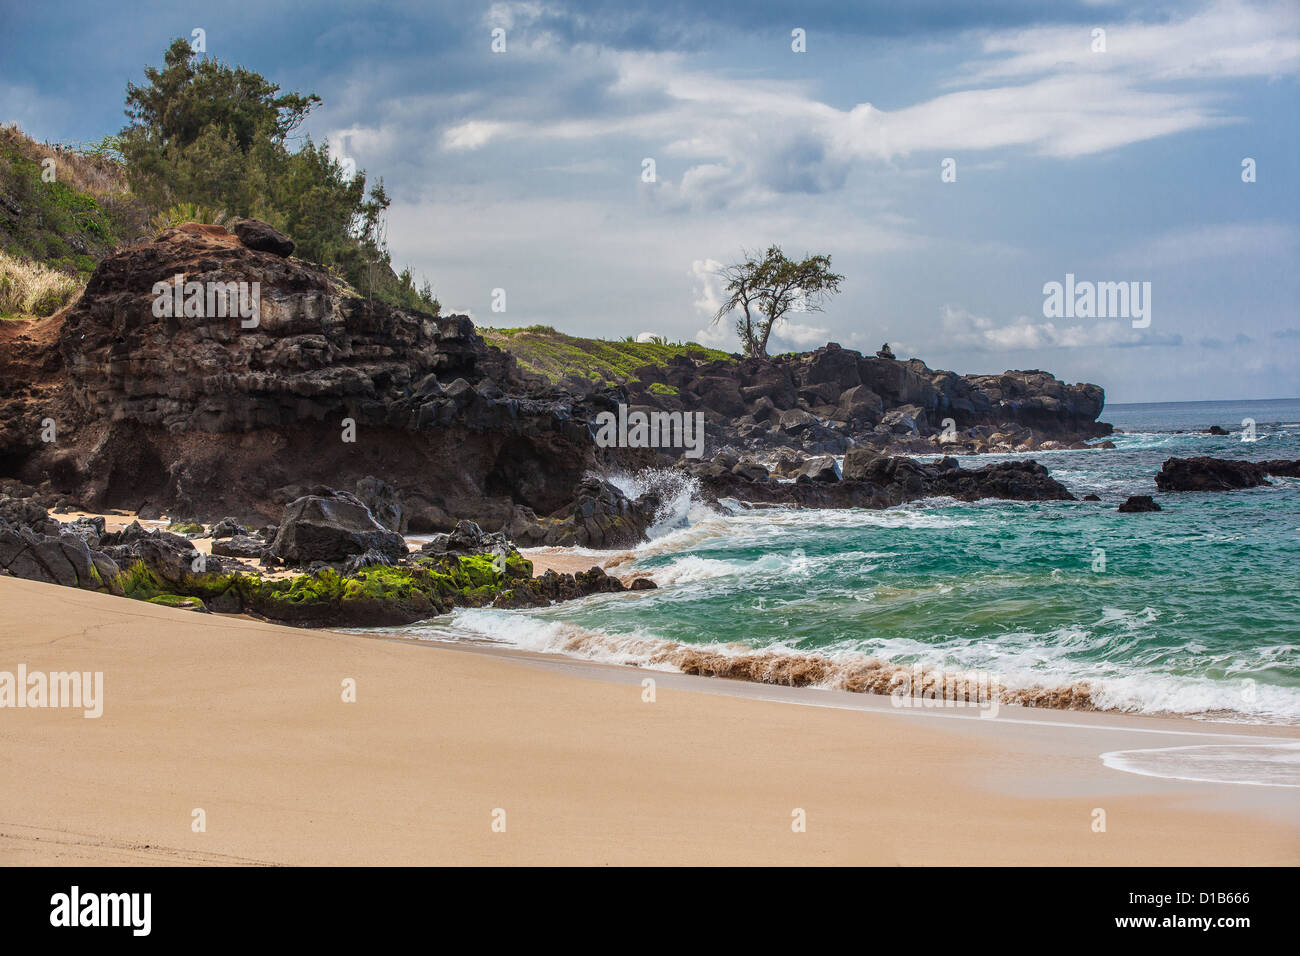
[1101,742,1300,787]
[382,607,1097,710]
[383,421,1300,728]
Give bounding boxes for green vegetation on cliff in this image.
[482,325,730,386]
[0,40,439,318]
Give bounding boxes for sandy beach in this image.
[1,575,1296,866]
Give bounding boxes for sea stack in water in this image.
[1118,495,1161,513]
[1155,456,1300,492]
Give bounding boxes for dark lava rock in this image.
[527,476,660,549]
[0,522,116,589]
[796,455,840,482]
[840,446,882,482]
[494,566,628,609]
[421,519,508,557]
[731,460,769,482]
[928,460,1074,502]
[1118,495,1161,513]
[230,218,295,258]
[356,476,404,532]
[1154,457,1284,492]
[100,523,225,584]
[1082,493,1101,502]
[271,490,408,564]
[210,517,253,540]
[1206,425,1229,435]
[212,534,272,560]
[342,548,395,576]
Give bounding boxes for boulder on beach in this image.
[212,534,273,561]
[209,517,253,540]
[0,522,115,590]
[356,476,404,533]
[271,491,408,563]
[516,476,660,549]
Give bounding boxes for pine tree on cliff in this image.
[118,38,436,313]
[710,246,844,358]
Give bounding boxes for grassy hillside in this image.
[0,127,149,273]
[482,325,731,387]
[0,127,153,317]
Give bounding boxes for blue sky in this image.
[3,0,1298,402]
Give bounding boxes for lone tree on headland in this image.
[710,246,844,358]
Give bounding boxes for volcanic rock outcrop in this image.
[1155,457,1300,492]
[5,222,642,538]
[683,454,1074,509]
[0,219,1107,550]
[1118,495,1161,513]
[619,343,1109,457]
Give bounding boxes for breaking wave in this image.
[605,467,715,540]
[393,607,1098,710]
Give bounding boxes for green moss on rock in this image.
[108,552,551,627]
[146,594,207,610]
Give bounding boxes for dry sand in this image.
[519,546,635,577]
[1,575,1297,866]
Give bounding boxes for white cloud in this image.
[966,0,1300,83]
[442,120,514,151]
[771,321,832,347]
[427,0,1298,207]
[689,258,724,316]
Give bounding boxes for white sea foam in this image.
[605,468,715,540]
[1101,743,1300,787]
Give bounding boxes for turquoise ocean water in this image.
[382,398,1300,725]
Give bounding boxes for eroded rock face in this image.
[5,224,593,533]
[355,476,403,532]
[58,223,487,434]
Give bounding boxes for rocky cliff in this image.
[0,220,1109,547]
[6,222,617,538]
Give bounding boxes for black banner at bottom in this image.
[0,866,1282,942]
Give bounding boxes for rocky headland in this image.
[0,220,1119,623]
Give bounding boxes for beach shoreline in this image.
[2,575,1296,866]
